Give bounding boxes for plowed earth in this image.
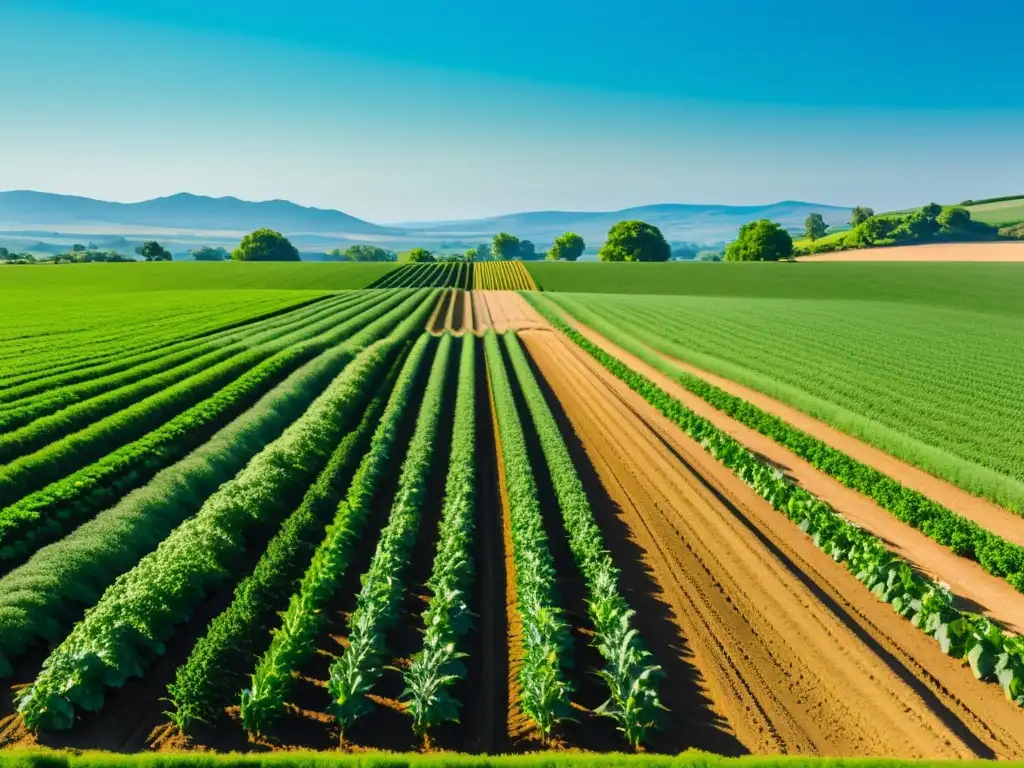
[519,326,1024,758]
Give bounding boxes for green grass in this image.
[524,262,1024,314]
[0,261,399,292]
[791,229,851,249]
[965,197,1024,227]
[3,751,1017,768]
[543,290,1024,511]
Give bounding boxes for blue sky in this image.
[2,0,1023,221]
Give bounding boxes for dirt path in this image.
[479,291,548,332]
[539,299,1024,634]
[521,328,1024,759]
[471,291,492,334]
[797,242,1024,262]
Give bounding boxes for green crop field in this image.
[966,197,1024,227]
[0,261,399,293]
[524,261,1024,313]
[541,287,1024,510]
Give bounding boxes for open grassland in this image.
[799,242,1024,262]
[524,261,1024,311]
[536,289,1024,511]
[1,278,1023,760]
[0,262,398,292]
[967,197,1024,227]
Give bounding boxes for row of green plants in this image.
[526,295,1024,593]
[372,262,470,290]
[473,261,536,291]
[0,294,358,432]
[0,291,416,567]
[0,295,367,463]
[482,331,572,738]
[0,293,346,407]
[502,333,663,748]
[529,302,1024,708]
[237,333,436,736]
[403,335,477,737]
[164,357,402,730]
[0,299,418,679]
[326,334,455,736]
[0,291,382,500]
[14,296,437,731]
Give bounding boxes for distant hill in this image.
[397,201,853,245]
[0,191,394,236]
[0,190,853,249]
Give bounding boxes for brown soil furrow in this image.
[644,347,1024,547]
[429,290,451,335]
[443,289,458,333]
[520,327,1024,759]
[472,291,493,334]
[550,304,1024,635]
[482,291,548,332]
[450,291,467,335]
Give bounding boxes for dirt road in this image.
[521,327,1024,758]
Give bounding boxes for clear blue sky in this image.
[2,0,1023,221]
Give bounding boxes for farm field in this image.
[798,242,1024,262]
[534,290,1024,511]
[0,272,1022,763]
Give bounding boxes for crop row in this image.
[0,291,420,567]
[326,334,454,735]
[403,334,477,737]
[236,333,435,735]
[0,300,419,679]
[0,293,358,432]
[0,294,365,462]
[482,331,572,738]
[15,293,437,730]
[502,333,662,747]
[526,294,1024,594]
[474,261,537,291]
[0,294,331,398]
[372,263,471,290]
[530,300,1024,709]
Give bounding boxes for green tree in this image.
[71,244,86,253]
[518,239,538,260]
[190,246,230,261]
[724,219,794,261]
[474,242,492,260]
[344,244,397,262]
[135,241,173,261]
[921,202,943,219]
[326,248,352,261]
[0,247,8,260]
[548,231,585,261]
[938,207,972,231]
[464,247,478,261]
[491,232,520,260]
[598,220,671,262]
[804,213,828,241]
[232,229,300,262]
[404,247,436,263]
[892,211,940,241]
[850,206,875,226]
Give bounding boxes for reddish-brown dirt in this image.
[519,327,1024,759]
[797,242,1024,261]
[541,299,1024,635]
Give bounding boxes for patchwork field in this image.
[1,263,1022,766]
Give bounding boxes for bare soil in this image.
[520,326,1024,758]
[798,242,1024,262]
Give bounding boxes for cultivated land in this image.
[0,262,1022,766]
[797,242,1024,262]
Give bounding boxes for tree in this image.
[491,232,520,260]
[135,241,173,261]
[404,247,436,263]
[232,229,300,262]
[326,248,352,261]
[344,244,397,262]
[938,207,972,231]
[724,219,793,261]
[475,242,492,261]
[850,206,875,227]
[190,246,230,261]
[518,240,538,260]
[71,244,86,253]
[464,248,478,261]
[0,247,8,260]
[548,231,585,261]
[804,213,828,241]
[598,220,671,262]
[921,202,943,219]
[892,211,940,241]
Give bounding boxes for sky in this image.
[1,0,1023,222]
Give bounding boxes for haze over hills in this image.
[0,190,853,252]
